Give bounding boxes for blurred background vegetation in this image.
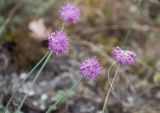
[0,0,160,113]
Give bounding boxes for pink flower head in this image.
[80,57,101,80]
[112,47,137,65]
[48,31,69,55]
[59,3,80,24]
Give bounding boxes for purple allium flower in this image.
[80,57,101,80]
[112,47,137,65]
[48,31,69,55]
[59,3,80,24]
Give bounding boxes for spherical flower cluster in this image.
[80,57,101,80]
[112,47,137,65]
[48,31,69,55]
[59,3,80,24]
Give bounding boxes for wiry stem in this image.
[2,51,49,113]
[15,52,52,112]
[107,61,116,90]
[61,22,65,32]
[102,64,120,113]
[46,77,84,113]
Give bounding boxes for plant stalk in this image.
[15,52,52,112]
[2,51,49,113]
[102,64,120,113]
[46,77,83,113]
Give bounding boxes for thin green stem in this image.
[46,77,83,113]
[102,64,120,113]
[15,52,52,112]
[2,51,49,113]
[61,22,65,32]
